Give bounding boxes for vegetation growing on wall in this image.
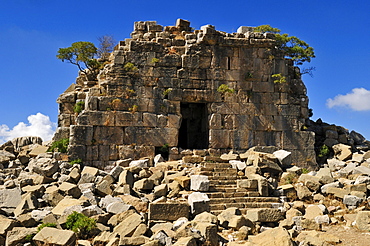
[254,25,315,67]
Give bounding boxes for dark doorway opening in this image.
[178,103,208,149]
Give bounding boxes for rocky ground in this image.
[2,136,370,245]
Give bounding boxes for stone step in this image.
[208,175,237,180]
[208,196,280,204]
[209,180,237,185]
[210,201,281,211]
[203,163,232,169]
[206,191,260,198]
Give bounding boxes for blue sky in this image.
[0,0,369,143]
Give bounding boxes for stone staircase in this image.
[200,162,281,215]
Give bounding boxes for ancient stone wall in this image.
[55,19,316,169]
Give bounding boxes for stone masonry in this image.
[55,19,316,169]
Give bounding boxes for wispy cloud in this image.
[0,113,56,144]
[326,88,370,111]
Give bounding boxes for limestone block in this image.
[33,227,77,246]
[332,143,352,161]
[217,207,241,228]
[6,227,37,246]
[173,236,197,246]
[0,218,19,236]
[273,150,292,167]
[188,192,210,215]
[194,222,218,246]
[0,187,22,209]
[209,114,221,130]
[133,178,154,191]
[51,197,88,216]
[246,208,284,222]
[343,195,362,206]
[355,211,370,230]
[248,227,294,246]
[326,187,349,199]
[59,182,81,198]
[29,158,59,177]
[77,111,115,126]
[190,175,209,191]
[148,203,189,221]
[237,179,258,189]
[115,112,137,127]
[209,129,230,148]
[295,183,312,200]
[193,212,218,224]
[153,184,168,198]
[93,126,124,145]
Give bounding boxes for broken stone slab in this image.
[113,212,143,237]
[355,211,370,230]
[332,143,352,161]
[246,208,284,223]
[0,150,16,164]
[29,158,59,177]
[220,152,238,161]
[148,202,189,221]
[130,159,149,168]
[229,160,246,171]
[188,192,210,215]
[304,205,324,220]
[173,176,190,189]
[297,174,321,192]
[325,186,349,199]
[153,183,168,199]
[0,187,22,209]
[248,227,294,246]
[106,202,132,214]
[173,236,197,246]
[51,196,89,216]
[99,195,124,209]
[237,179,258,189]
[33,227,77,246]
[0,217,19,236]
[6,227,37,246]
[217,207,241,228]
[343,194,363,206]
[28,145,48,157]
[190,175,209,191]
[194,222,218,246]
[133,178,154,191]
[273,149,292,167]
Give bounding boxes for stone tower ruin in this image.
[55,19,316,169]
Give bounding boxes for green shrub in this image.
[25,233,36,243]
[74,100,85,114]
[37,223,57,232]
[217,84,235,95]
[70,158,82,165]
[318,144,330,158]
[66,211,96,239]
[272,73,286,83]
[48,138,69,153]
[151,57,160,64]
[301,168,310,174]
[123,62,138,73]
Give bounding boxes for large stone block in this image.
[33,227,77,246]
[70,125,93,145]
[209,129,230,148]
[93,126,124,145]
[148,203,189,221]
[246,208,284,222]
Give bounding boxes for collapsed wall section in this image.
[55,19,316,169]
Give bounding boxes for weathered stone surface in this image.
[356,211,370,230]
[33,227,77,246]
[113,212,142,237]
[246,208,284,222]
[29,158,59,177]
[149,203,189,221]
[0,187,22,209]
[248,227,294,246]
[6,227,37,246]
[0,218,19,236]
[190,175,209,191]
[332,143,352,161]
[188,192,210,215]
[51,197,88,216]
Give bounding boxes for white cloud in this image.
[326,88,370,111]
[0,113,56,144]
